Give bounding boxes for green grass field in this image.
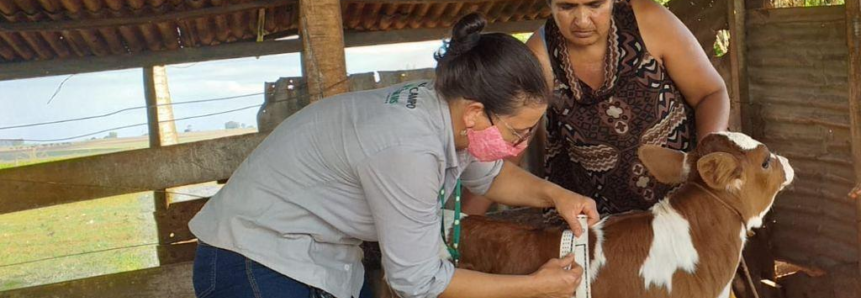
[0,192,159,291]
[0,129,251,291]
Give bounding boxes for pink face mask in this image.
[466,126,528,162]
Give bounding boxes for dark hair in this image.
[434,13,549,116]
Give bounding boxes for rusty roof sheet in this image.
[0,0,550,64]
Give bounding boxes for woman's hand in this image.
[441,255,584,298]
[529,254,583,298]
[548,187,599,238]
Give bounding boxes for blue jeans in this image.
[193,242,373,298]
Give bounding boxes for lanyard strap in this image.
[439,179,462,266]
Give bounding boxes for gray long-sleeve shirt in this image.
[188,80,502,298]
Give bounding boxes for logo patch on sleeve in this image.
[385,82,428,109]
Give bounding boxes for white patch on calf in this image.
[639,200,699,293]
[747,206,771,230]
[718,281,732,298]
[777,155,794,187]
[439,210,468,260]
[716,132,762,151]
[589,219,608,284]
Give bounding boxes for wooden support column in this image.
[144,65,184,265]
[845,0,861,278]
[299,0,349,102]
[144,65,179,210]
[143,66,179,148]
[727,0,749,133]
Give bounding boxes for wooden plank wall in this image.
[846,0,861,279]
[747,5,859,269]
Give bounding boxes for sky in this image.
[0,40,443,143]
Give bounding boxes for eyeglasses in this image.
[484,110,535,147]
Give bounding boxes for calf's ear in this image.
[696,152,743,191]
[638,145,689,185]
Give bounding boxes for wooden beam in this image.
[1,262,194,297]
[144,68,162,149]
[727,0,750,133]
[0,0,296,32]
[144,65,186,267]
[0,19,541,81]
[299,0,349,101]
[0,133,266,215]
[844,0,861,279]
[145,66,182,222]
[748,5,846,25]
[144,66,170,232]
[143,66,179,149]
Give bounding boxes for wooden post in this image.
[143,65,179,210]
[144,65,183,265]
[299,0,349,102]
[844,0,861,279]
[143,66,179,148]
[727,0,749,133]
[144,68,160,149]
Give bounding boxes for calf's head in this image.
[639,132,794,229]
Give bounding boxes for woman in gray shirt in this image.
[189,13,598,298]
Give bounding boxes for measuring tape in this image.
[559,215,591,298]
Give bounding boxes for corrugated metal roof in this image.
[0,0,550,64]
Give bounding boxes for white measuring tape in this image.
[559,215,591,298]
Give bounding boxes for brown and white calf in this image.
[453,132,795,298]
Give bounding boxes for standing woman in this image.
[463,0,731,216]
[189,13,598,298]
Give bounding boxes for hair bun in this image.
[437,13,487,60]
